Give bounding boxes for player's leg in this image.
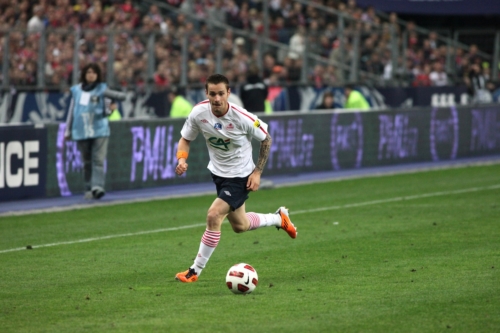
[226,203,250,232]
[273,207,297,239]
[245,207,297,239]
[175,198,230,283]
[223,192,297,239]
[223,175,297,238]
[206,197,231,231]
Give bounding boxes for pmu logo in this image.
[430,107,459,161]
[378,114,418,160]
[330,113,363,170]
[470,109,500,151]
[208,137,230,151]
[55,123,84,196]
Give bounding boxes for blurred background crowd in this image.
[0,0,499,98]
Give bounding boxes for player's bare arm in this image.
[247,134,272,191]
[175,137,191,176]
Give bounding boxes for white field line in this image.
[1,184,499,255]
[0,190,215,217]
[2,158,499,218]
[292,184,500,214]
[0,223,205,254]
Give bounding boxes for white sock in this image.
[191,229,221,276]
[246,212,281,230]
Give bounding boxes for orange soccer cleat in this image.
[275,207,297,239]
[175,268,198,283]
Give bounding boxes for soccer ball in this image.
[225,263,258,294]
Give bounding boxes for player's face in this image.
[206,83,230,117]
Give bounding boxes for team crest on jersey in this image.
[226,123,234,130]
[253,120,260,128]
[214,123,222,130]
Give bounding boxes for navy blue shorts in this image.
[211,173,250,211]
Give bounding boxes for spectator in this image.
[323,65,340,87]
[288,25,306,59]
[363,52,385,77]
[153,61,170,90]
[429,61,448,86]
[27,5,45,33]
[287,2,306,27]
[456,55,470,84]
[169,86,193,118]
[467,44,482,66]
[468,63,490,104]
[408,31,419,52]
[318,35,332,58]
[344,83,370,110]
[240,63,268,112]
[3,0,495,97]
[248,8,263,33]
[346,0,358,16]
[329,38,349,85]
[388,12,401,36]
[226,0,241,29]
[482,62,491,81]
[283,53,302,82]
[146,4,163,25]
[428,31,439,50]
[309,64,326,89]
[15,10,29,28]
[273,16,291,45]
[207,0,226,35]
[421,39,433,63]
[316,91,335,110]
[361,5,377,23]
[412,63,432,87]
[262,52,277,80]
[233,37,246,56]
[488,81,500,103]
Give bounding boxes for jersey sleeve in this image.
[180,111,199,141]
[247,116,268,142]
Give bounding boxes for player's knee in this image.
[230,224,246,233]
[206,210,223,229]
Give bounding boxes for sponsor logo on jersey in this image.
[253,120,260,128]
[214,123,222,130]
[208,137,231,151]
[201,119,208,123]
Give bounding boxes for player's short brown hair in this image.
[205,74,230,92]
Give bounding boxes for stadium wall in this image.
[3,85,498,124]
[1,105,499,201]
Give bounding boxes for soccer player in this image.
[174,74,297,283]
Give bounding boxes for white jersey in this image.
[180,100,268,178]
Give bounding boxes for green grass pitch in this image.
[1,164,499,332]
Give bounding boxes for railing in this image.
[1,0,499,92]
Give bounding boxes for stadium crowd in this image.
[0,0,497,96]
